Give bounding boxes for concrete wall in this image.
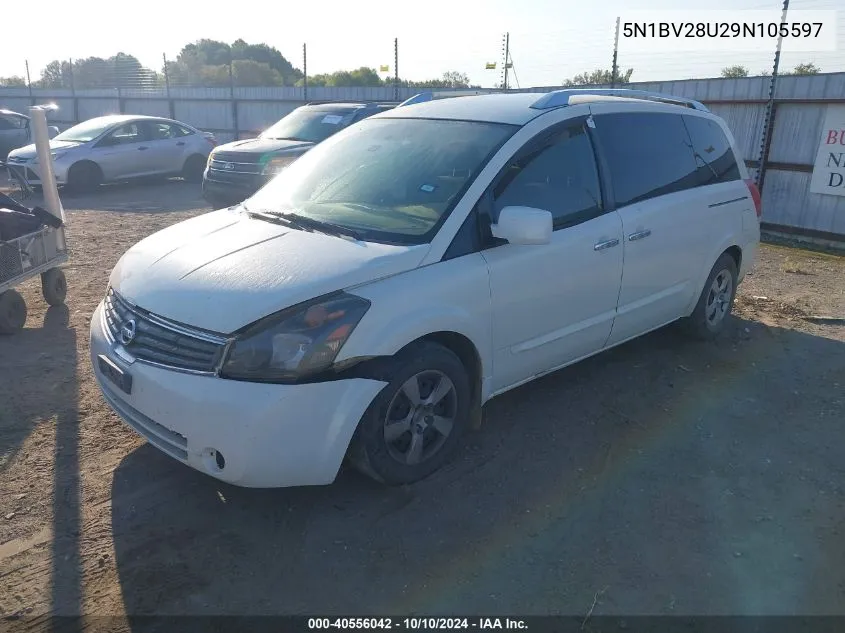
[3,74,844,239]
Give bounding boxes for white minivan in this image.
[90,89,761,488]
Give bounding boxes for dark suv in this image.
[202,102,395,207]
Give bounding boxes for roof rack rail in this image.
[397,90,489,108]
[529,89,709,112]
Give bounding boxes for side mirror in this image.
[490,206,553,245]
[47,126,59,139]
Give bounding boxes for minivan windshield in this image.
[260,109,356,143]
[248,118,516,244]
[54,117,117,143]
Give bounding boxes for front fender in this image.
[337,254,494,399]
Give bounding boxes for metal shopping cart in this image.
[0,105,68,334]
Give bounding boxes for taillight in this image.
[745,178,762,219]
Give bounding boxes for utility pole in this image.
[611,16,620,87]
[757,0,790,190]
[25,60,34,105]
[501,33,510,90]
[303,43,308,103]
[394,38,399,101]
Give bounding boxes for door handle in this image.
[628,229,651,241]
[593,238,620,251]
[138,146,149,151]
[176,141,185,146]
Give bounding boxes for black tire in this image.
[182,155,206,183]
[66,161,102,193]
[0,290,27,334]
[41,268,67,306]
[682,253,738,340]
[348,341,471,486]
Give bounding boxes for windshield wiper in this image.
[283,212,364,240]
[245,207,362,240]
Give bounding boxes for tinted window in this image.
[493,123,601,229]
[0,114,25,130]
[260,108,356,143]
[593,112,699,208]
[175,125,194,137]
[104,123,144,145]
[683,115,741,185]
[147,122,177,140]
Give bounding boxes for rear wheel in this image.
[348,341,471,486]
[182,155,206,183]
[66,161,102,193]
[0,290,27,334]
[682,253,738,340]
[41,268,67,306]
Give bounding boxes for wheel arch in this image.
[684,242,743,316]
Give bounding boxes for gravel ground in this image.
[1,179,844,626]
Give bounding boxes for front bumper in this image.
[89,301,386,488]
[6,159,70,186]
[202,169,268,205]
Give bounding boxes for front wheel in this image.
[348,342,471,486]
[0,289,27,334]
[182,155,207,183]
[41,268,67,306]
[682,253,738,340]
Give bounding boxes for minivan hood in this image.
[214,137,314,155]
[109,208,429,333]
[9,139,83,160]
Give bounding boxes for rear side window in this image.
[682,115,741,185]
[593,112,699,208]
[493,123,602,229]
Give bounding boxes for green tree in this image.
[790,62,820,75]
[166,39,301,87]
[0,75,27,87]
[300,67,384,87]
[720,65,749,78]
[561,68,634,87]
[36,55,158,89]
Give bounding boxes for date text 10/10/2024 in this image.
[308,618,528,630]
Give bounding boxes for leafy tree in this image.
[36,54,158,89]
[720,65,749,78]
[166,39,301,87]
[790,62,820,75]
[0,76,26,87]
[561,68,634,87]
[302,67,384,87]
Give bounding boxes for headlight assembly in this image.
[220,292,370,383]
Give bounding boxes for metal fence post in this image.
[303,43,308,103]
[229,59,239,140]
[611,17,620,88]
[163,52,176,120]
[25,60,34,105]
[756,0,790,192]
[69,58,79,124]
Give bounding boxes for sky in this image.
[2,0,843,87]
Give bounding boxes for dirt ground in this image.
[1,179,844,627]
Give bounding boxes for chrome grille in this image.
[103,288,227,374]
[209,159,263,175]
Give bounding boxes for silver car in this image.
[6,114,217,191]
[0,109,59,160]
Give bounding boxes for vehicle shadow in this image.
[0,304,83,618]
[21,179,210,214]
[110,317,845,618]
